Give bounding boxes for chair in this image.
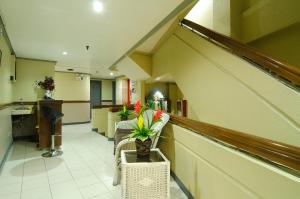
[113,110,170,185]
[41,106,64,157]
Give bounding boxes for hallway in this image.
[0,124,187,199]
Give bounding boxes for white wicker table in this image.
[121,149,170,199]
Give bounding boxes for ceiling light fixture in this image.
[110,72,114,76]
[93,1,103,13]
[62,51,68,55]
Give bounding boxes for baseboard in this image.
[171,171,194,199]
[0,140,13,173]
[92,128,98,132]
[63,121,90,125]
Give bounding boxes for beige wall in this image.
[116,78,128,105]
[0,37,14,104]
[101,80,113,100]
[61,103,90,124]
[0,35,14,163]
[250,22,300,68]
[241,0,300,43]
[54,72,90,123]
[158,123,300,199]
[13,58,55,101]
[92,108,108,135]
[152,26,300,146]
[54,72,90,101]
[185,0,230,36]
[129,52,152,76]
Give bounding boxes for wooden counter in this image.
[38,100,63,149]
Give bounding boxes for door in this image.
[90,80,101,108]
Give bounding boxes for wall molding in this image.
[62,121,90,125]
[0,103,13,110]
[63,100,90,103]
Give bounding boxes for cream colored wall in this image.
[0,35,14,163]
[185,0,230,36]
[0,37,14,104]
[92,108,108,136]
[54,72,90,123]
[54,72,90,101]
[213,0,230,36]
[185,0,213,30]
[116,78,128,105]
[158,123,300,199]
[13,58,55,101]
[241,0,300,43]
[129,52,152,76]
[250,22,300,67]
[62,103,90,124]
[101,80,113,100]
[152,26,300,146]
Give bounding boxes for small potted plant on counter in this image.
[36,76,55,99]
[129,101,163,159]
[118,104,131,121]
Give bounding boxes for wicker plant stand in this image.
[121,149,170,199]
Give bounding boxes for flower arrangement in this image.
[118,104,131,121]
[36,76,55,99]
[129,101,163,142]
[37,76,55,91]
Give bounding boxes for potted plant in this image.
[129,101,163,159]
[36,76,55,99]
[118,104,131,121]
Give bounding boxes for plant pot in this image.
[121,116,128,121]
[135,138,152,159]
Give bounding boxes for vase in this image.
[44,90,53,99]
[135,138,152,159]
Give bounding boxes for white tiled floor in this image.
[0,123,187,199]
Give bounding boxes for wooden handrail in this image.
[169,114,300,175]
[181,19,300,87]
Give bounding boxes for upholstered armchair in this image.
[113,110,170,185]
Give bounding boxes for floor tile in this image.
[75,175,101,188]
[21,186,52,199]
[79,182,109,199]
[0,182,22,195]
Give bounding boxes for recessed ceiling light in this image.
[62,51,68,55]
[110,72,114,76]
[93,1,103,13]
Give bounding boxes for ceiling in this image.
[0,0,185,78]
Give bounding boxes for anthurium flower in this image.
[153,110,163,122]
[137,115,144,129]
[134,100,141,115]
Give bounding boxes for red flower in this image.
[153,109,163,122]
[134,100,141,115]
